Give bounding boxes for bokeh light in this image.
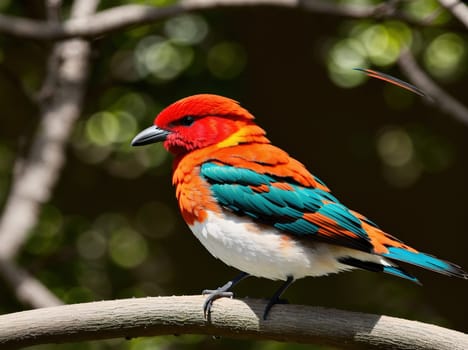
[109,228,148,269]
[360,24,400,66]
[109,92,151,121]
[376,125,456,188]
[377,126,414,167]
[72,88,168,178]
[207,42,247,79]
[327,20,413,88]
[135,35,194,81]
[77,230,107,260]
[164,14,209,45]
[376,126,421,188]
[361,21,411,66]
[424,32,467,81]
[328,38,368,87]
[85,111,138,146]
[403,0,451,25]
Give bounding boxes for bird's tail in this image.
[381,247,467,279]
[352,211,468,282]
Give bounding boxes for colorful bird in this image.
[131,94,467,320]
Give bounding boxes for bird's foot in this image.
[202,286,234,319]
[201,272,250,320]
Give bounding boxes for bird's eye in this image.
[178,115,195,126]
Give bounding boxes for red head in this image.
[132,94,266,155]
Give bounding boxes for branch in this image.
[0,296,466,349]
[0,0,99,308]
[0,0,435,40]
[36,0,63,104]
[0,259,63,308]
[397,49,468,126]
[438,0,468,29]
[0,0,98,261]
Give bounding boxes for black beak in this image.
[131,126,170,146]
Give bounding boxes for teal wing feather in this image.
[200,162,373,252]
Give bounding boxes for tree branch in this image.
[0,296,466,349]
[0,0,436,40]
[0,0,98,261]
[0,0,99,308]
[0,259,63,308]
[397,49,468,126]
[438,0,468,29]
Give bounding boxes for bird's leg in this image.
[202,271,250,319]
[263,275,294,320]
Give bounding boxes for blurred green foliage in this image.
[0,1,467,349]
[28,335,337,350]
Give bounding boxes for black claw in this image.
[203,297,213,319]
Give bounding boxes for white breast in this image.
[189,211,387,281]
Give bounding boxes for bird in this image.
[131,94,467,320]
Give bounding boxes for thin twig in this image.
[398,49,468,126]
[438,0,468,29]
[0,296,466,350]
[0,0,441,40]
[0,259,63,308]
